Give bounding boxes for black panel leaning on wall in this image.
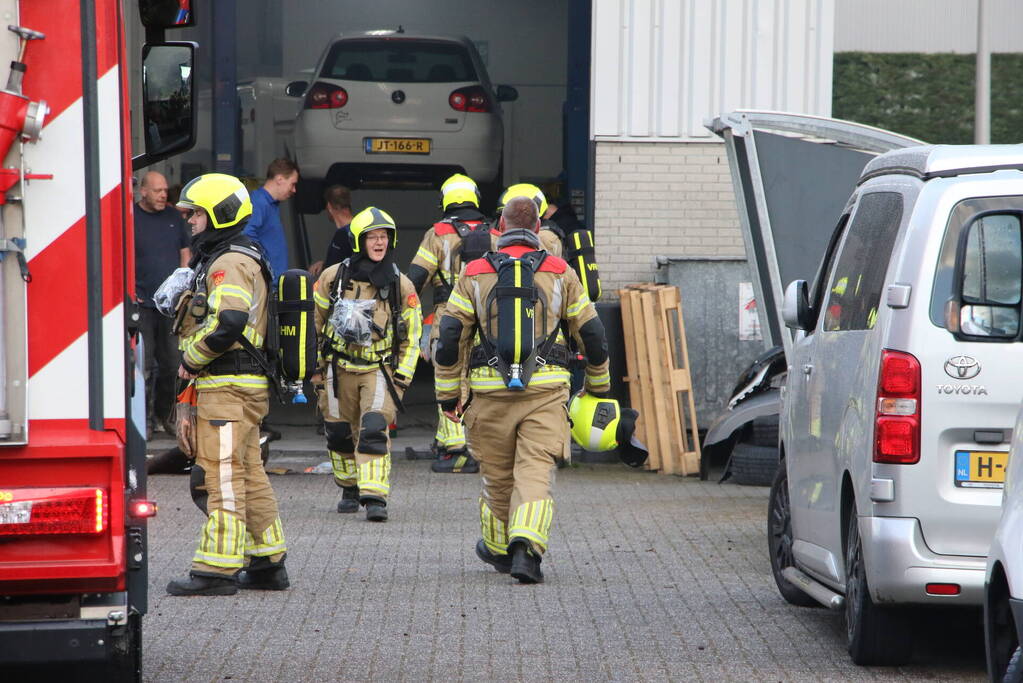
[833,52,1023,145]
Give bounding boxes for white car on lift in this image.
[287,28,516,203]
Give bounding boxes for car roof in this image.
[328,30,474,47]
[859,144,1023,184]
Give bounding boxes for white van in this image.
[770,145,1023,666]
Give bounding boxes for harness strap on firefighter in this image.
[196,239,284,401]
[471,250,561,389]
[326,259,404,370]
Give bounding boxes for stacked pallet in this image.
[619,284,701,476]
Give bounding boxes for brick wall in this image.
[594,141,744,297]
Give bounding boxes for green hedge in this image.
[833,52,1023,144]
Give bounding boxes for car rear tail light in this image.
[0,487,108,536]
[304,82,348,109]
[449,86,491,113]
[875,349,920,464]
[925,583,960,596]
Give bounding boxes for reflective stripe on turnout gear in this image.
[480,498,510,556]
[193,509,247,569]
[509,498,554,553]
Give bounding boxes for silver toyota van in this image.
[770,145,1023,665]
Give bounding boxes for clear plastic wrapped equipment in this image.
[153,267,195,316]
[330,298,377,346]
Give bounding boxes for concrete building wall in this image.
[594,142,741,295]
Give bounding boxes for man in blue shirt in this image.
[244,158,299,278]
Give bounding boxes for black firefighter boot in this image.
[237,555,290,590]
[337,485,360,513]
[363,496,388,522]
[475,539,512,574]
[430,448,480,474]
[509,540,544,584]
[166,571,238,596]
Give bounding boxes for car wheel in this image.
[730,443,778,486]
[1005,646,1023,683]
[986,571,1019,681]
[845,508,912,665]
[767,462,819,607]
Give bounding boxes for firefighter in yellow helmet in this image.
[313,207,422,520]
[434,196,611,583]
[497,183,565,257]
[166,173,289,596]
[407,173,493,473]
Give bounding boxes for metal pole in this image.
[975,0,991,144]
[81,0,104,429]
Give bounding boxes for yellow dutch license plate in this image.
[365,138,431,154]
[954,449,1007,488]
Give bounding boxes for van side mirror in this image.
[132,42,197,171]
[495,84,518,103]
[952,213,1022,339]
[783,280,811,330]
[285,81,308,98]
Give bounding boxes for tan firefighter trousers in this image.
[191,388,286,577]
[321,363,400,502]
[464,384,569,557]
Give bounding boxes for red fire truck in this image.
[0,0,196,678]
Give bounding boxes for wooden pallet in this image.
[619,284,701,476]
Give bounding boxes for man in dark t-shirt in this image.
[134,171,191,438]
[308,184,354,278]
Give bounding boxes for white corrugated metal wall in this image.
[591,0,835,141]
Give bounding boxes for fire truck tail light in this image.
[0,487,108,537]
[129,499,157,518]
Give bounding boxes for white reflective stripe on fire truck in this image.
[23,66,121,261]
[28,304,126,420]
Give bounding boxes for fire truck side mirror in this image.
[134,42,196,171]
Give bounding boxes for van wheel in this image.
[730,443,778,486]
[986,573,1019,681]
[1005,646,1023,683]
[767,463,818,607]
[845,510,912,665]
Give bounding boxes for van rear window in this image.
[321,39,477,83]
[822,192,903,332]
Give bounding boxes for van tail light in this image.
[304,82,348,109]
[449,85,491,113]
[875,349,921,464]
[0,487,108,537]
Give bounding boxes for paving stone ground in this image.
[143,452,987,682]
